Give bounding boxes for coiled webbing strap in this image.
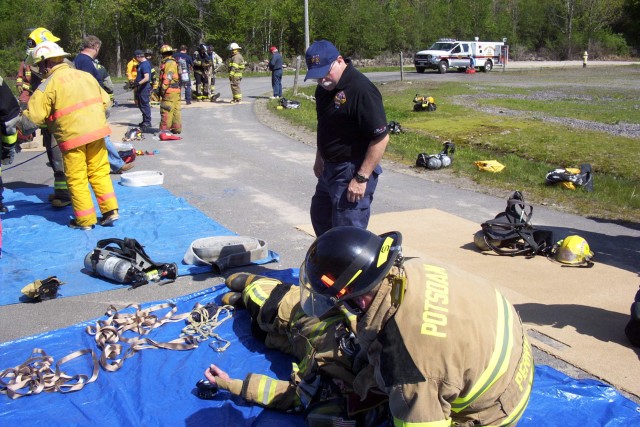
[86,302,197,372]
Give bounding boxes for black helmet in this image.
[199,43,207,52]
[299,226,402,317]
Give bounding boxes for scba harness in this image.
[475,191,594,267]
[84,238,178,288]
[475,191,554,257]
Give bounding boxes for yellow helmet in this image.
[27,27,60,48]
[555,235,594,266]
[160,44,173,54]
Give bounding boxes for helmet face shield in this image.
[300,263,338,317]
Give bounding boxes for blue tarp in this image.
[1,276,639,426]
[0,186,279,306]
[2,186,639,426]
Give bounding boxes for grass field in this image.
[269,65,640,224]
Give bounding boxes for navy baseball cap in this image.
[305,40,340,81]
[134,49,144,56]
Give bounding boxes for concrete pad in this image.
[297,208,639,397]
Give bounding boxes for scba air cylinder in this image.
[84,250,135,283]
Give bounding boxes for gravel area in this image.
[451,94,640,138]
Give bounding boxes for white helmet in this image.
[27,41,69,66]
[227,42,241,50]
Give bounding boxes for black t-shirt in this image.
[315,63,388,163]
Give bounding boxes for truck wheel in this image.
[416,67,425,73]
[438,61,448,74]
[482,60,493,72]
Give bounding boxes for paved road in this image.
[2,65,639,401]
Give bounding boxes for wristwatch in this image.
[354,173,369,183]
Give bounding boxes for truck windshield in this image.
[429,42,456,51]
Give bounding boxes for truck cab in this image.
[414,38,506,74]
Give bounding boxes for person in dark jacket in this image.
[304,40,389,237]
[174,45,194,104]
[268,46,283,98]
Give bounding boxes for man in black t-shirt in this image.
[305,40,389,237]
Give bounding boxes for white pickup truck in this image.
[414,38,507,74]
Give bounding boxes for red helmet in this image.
[270,46,278,53]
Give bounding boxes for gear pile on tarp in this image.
[0,185,279,306]
[0,278,639,426]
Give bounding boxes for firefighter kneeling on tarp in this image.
[158,45,182,135]
[202,227,533,427]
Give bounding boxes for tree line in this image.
[0,0,637,79]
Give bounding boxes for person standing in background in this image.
[145,49,160,105]
[192,44,211,101]
[126,53,139,106]
[158,44,182,134]
[73,35,134,174]
[207,45,223,101]
[133,50,152,130]
[227,42,245,104]
[174,45,194,105]
[268,46,283,99]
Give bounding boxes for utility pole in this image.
[304,0,310,51]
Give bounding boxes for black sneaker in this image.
[98,209,119,226]
[69,219,93,230]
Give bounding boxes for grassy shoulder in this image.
[267,66,640,224]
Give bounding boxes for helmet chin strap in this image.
[343,299,363,316]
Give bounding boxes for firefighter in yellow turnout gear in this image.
[23,27,71,207]
[206,274,390,424]
[158,45,182,134]
[19,41,118,230]
[227,42,245,103]
[298,226,534,427]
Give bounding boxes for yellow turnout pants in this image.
[62,138,118,227]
